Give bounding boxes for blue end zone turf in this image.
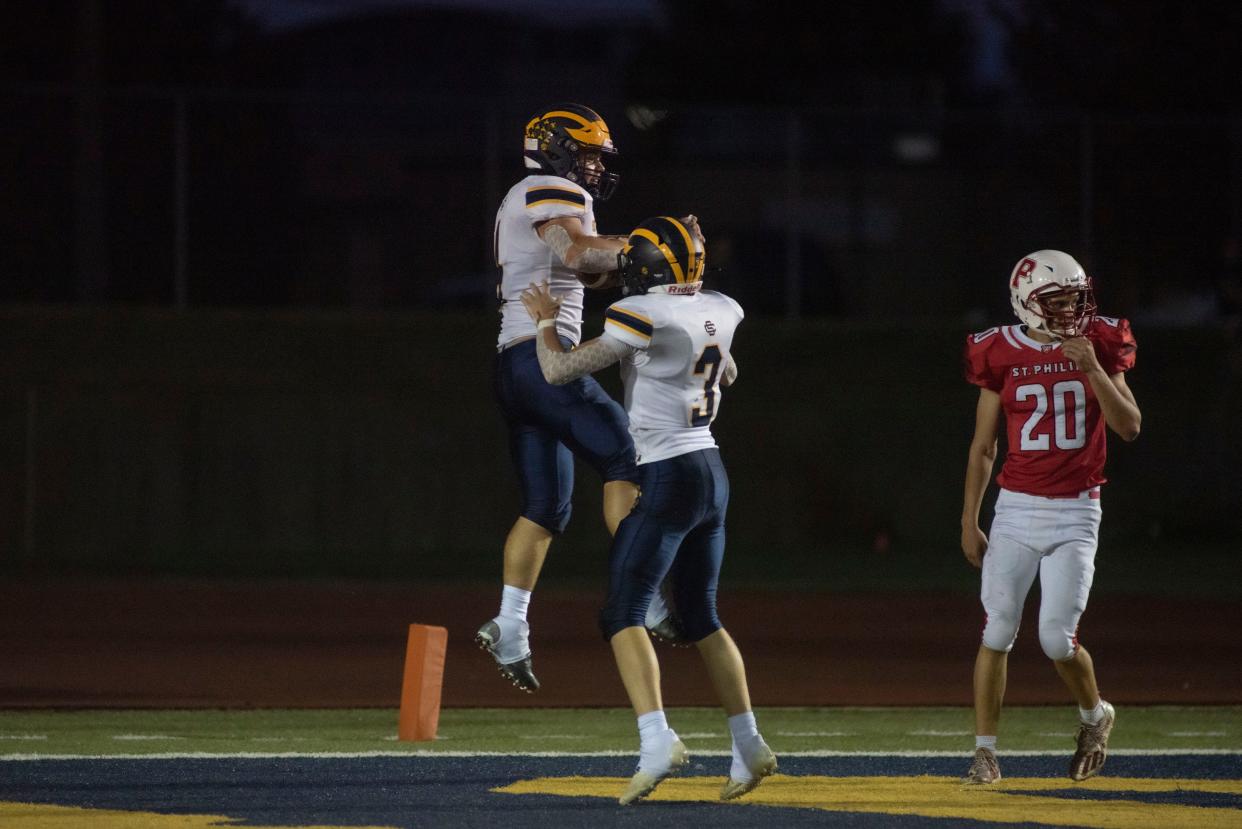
[1,755,1239,828]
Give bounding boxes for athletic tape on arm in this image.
[536,335,634,385]
[574,245,619,273]
[541,224,574,265]
[540,224,617,273]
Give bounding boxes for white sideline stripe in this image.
[908,730,972,737]
[0,735,48,741]
[110,735,186,741]
[3,748,1242,761]
[1168,731,1228,737]
[777,732,856,737]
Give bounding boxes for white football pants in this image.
[980,487,1102,661]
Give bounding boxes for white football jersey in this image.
[494,174,598,348]
[601,288,744,464]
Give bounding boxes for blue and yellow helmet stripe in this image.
[618,216,706,295]
[525,104,615,153]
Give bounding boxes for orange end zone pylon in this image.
[398,623,448,741]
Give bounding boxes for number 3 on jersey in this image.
[1016,380,1086,450]
[690,345,722,426]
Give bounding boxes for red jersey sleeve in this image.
[963,327,1006,391]
[1088,316,1137,375]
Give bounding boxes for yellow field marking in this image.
[496,775,1242,827]
[0,801,396,829]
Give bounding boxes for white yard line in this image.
[1167,731,1228,737]
[776,732,857,737]
[3,748,1241,761]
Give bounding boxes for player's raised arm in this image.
[1060,338,1142,442]
[576,269,621,290]
[521,281,634,385]
[575,215,705,291]
[537,217,625,273]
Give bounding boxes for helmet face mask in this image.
[1009,250,1097,338]
[524,103,619,200]
[1024,285,1095,338]
[574,151,608,198]
[618,216,705,296]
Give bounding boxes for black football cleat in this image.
[475,620,540,693]
[645,582,693,648]
[647,612,693,647]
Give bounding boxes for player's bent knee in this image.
[1039,625,1077,662]
[522,501,571,535]
[600,453,638,484]
[681,616,722,643]
[678,601,722,643]
[598,602,645,641]
[981,616,1019,653]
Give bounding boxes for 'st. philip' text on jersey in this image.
[601,289,745,465]
[963,317,1137,497]
[495,175,597,348]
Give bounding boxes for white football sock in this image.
[728,711,759,743]
[637,711,677,772]
[499,585,531,623]
[729,712,762,780]
[976,735,997,751]
[487,586,532,661]
[1080,701,1106,725]
[638,710,669,743]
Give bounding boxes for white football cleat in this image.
[619,737,689,805]
[720,736,777,800]
[962,746,1001,785]
[1070,701,1115,781]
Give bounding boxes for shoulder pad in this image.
[962,326,1008,391]
[1089,316,1136,373]
[604,298,656,348]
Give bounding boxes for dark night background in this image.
[1,1,1240,588]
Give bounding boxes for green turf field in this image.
[1,706,1238,757]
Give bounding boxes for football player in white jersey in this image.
[960,250,1141,785]
[520,216,776,805]
[481,104,689,692]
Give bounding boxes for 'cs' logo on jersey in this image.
[704,320,717,335]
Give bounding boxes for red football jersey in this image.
[963,316,1137,497]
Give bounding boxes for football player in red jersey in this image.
[959,250,1142,785]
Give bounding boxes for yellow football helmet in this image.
[524,103,619,200]
[618,216,706,296]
